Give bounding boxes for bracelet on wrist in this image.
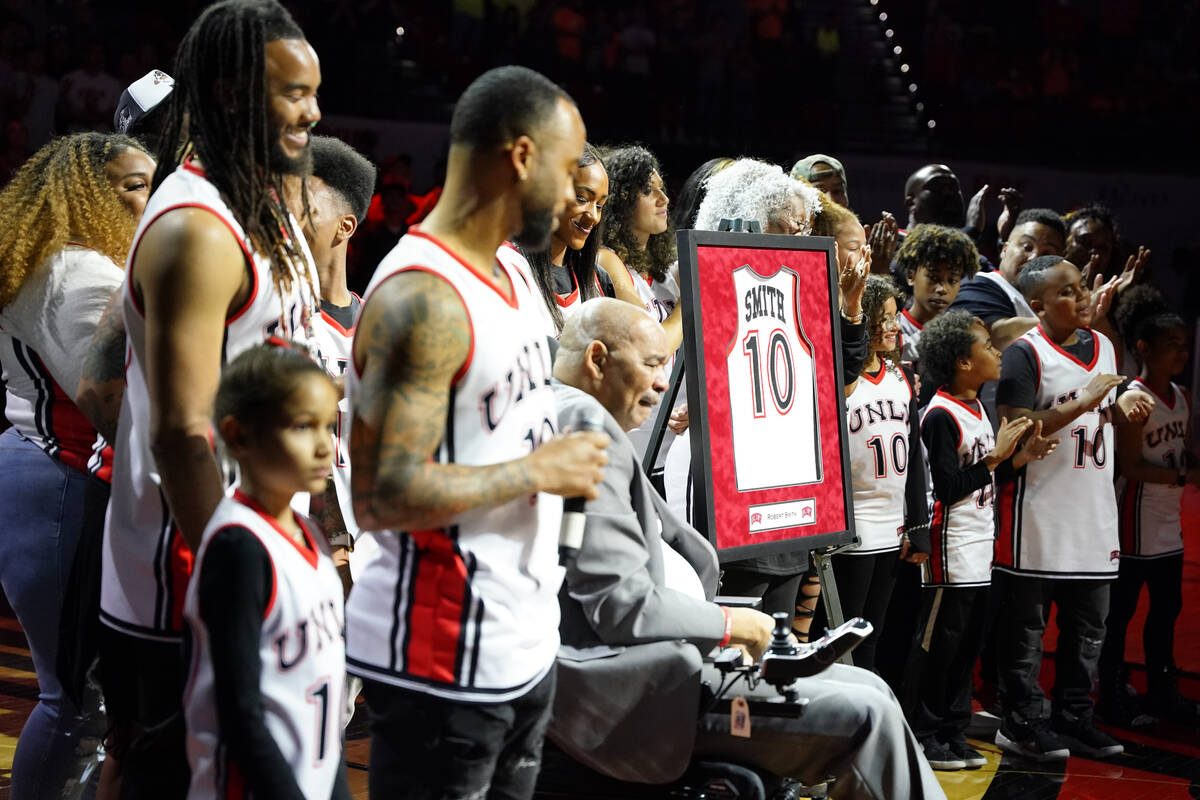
[841,310,864,324]
[718,606,733,647]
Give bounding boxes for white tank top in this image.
[343,229,564,702]
[726,264,821,491]
[845,365,912,554]
[101,160,319,641]
[898,308,922,365]
[1115,379,1188,559]
[994,326,1120,578]
[921,390,996,586]
[183,493,345,800]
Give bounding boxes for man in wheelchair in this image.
[545,300,944,799]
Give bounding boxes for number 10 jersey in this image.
[726,265,822,492]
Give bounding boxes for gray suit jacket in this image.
[549,382,727,783]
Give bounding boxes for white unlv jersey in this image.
[898,308,922,365]
[344,229,564,702]
[1116,380,1189,559]
[312,298,360,541]
[183,493,345,800]
[995,327,1120,578]
[921,391,996,587]
[726,265,821,491]
[102,160,319,641]
[846,365,912,554]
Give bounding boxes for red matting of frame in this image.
[692,242,850,554]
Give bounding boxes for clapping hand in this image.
[867,213,898,269]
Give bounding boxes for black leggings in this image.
[1100,553,1184,678]
[812,551,899,672]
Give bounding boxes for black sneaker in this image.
[995,715,1070,761]
[1050,710,1124,759]
[945,734,988,769]
[920,738,966,770]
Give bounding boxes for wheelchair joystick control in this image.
[768,612,796,656]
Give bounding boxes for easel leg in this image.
[813,549,854,666]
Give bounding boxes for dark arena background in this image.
[1,0,1200,798]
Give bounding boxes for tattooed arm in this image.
[350,270,609,533]
[75,290,127,443]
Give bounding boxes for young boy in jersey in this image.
[913,311,1057,770]
[895,224,979,368]
[992,255,1154,760]
[183,343,350,800]
[291,135,377,587]
[1100,286,1200,725]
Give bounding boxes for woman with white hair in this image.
[693,158,823,235]
[666,158,872,628]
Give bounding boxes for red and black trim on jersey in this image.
[1118,479,1184,560]
[8,337,113,481]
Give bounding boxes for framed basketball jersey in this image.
[678,230,855,561]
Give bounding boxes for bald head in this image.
[904,163,964,228]
[554,298,671,431]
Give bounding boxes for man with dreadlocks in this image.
[98,1,321,795]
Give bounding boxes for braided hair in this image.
[154,0,317,326]
[1112,284,1185,366]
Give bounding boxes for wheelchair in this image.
[533,615,871,800]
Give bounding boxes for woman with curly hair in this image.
[0,132,154,799]
[523,143,615,333]
[597,145,684,348]
[808,275,930,669]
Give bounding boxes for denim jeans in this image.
[0,429,104,799]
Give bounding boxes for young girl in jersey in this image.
[183,342,350,800]
[811,275,929,668]
[1099,286,1200,725]
[912,310,1057,770]
[894,224,979,368]
[525,143,615,333]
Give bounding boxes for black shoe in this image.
[1097,684,1157,729]
[1050,710,1124,759]
[995,715,1070,761]
[920,738,966,770]
[944,734,988,769]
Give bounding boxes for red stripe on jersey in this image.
[233,490,320,569]
[319,308,355,337]
[409,229,518,309]
[35,354,113,480]
[901,308,923,331]
[404,530,468,684]
[929,501,946,583]
[169,527,195,632]
[994,478,1017,568]
[934,389,983,421]
[1036,325,1100,371]
[224,758,245,800]
[352,267,474,386]
[555,270,580,308]
[1119,481,1140,554]
[126,203,258,320]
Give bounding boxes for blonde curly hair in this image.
[0,132,148,308]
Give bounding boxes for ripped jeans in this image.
[993,571,1110,722]
[362,668,555,800]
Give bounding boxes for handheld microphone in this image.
[559,409,605,566]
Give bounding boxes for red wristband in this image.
[718,606,733,647]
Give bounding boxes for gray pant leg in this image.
[693,663,945,800]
